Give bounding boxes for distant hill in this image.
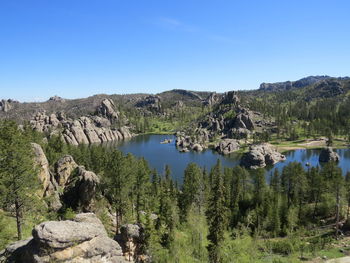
[259,75,332,91]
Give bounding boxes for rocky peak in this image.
[97,98,120,120]
[48,96,66,102]
[0,99,13,112]
[221,91,240,105]
[204,93,220,106]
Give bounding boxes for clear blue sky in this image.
[0,0,349,101]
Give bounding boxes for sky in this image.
[0,0,349,102]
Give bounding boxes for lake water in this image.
[113,134,350,182]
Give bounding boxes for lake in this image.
[112,134,350,182]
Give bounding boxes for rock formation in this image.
[116,224,148,263]
[96,98,120,120]
[31,143,62,210]
[175,91,269,154]
[61,166,100,212]
[216,139,240,155]
[175,130,209,152]
[204,93,221,106]
[0,100,13,112]
[30,99,132,145]
[31,152,100,212]
[319,147,340,163]
[55,155,78,186]
[240,143,286,169]
[0,213,127,263]
[31,143,52,197]
[135,95,162,112]
[48,96,66,102]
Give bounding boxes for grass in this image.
[0,210,51,250]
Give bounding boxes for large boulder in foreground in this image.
[0,213,127,263]
[240,143,286,169]
[319,147,340,163]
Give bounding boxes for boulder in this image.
[216,139,240,155]
[192,143,203,152]
[0,213,126,263]
[319,147,340,162]
[241,143,286,169]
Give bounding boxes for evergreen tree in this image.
[345,172,350,220]
[206,160,227,263]
[135,158,151,222]
[102,150,135,234]
[322,162,343,238]
[267,169,281,236]
[179,163,202,222]
[0,121,40,240]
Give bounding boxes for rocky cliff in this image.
[31,143,101,212]
[30,98,132,145]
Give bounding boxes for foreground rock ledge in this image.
[0,213,128,263]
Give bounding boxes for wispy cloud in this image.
[155,17,235,44]
[157,17,199,33]
[159,17,182,27]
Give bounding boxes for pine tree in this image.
[322,162,343,238]
[251,168,267,233]
[135,158,151,222]
[0,121,40,240]
[102,150,135,234]
[268,169,281,236]
[345,172,350,220]
[179,163,202,222]
[206,160,227,263]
